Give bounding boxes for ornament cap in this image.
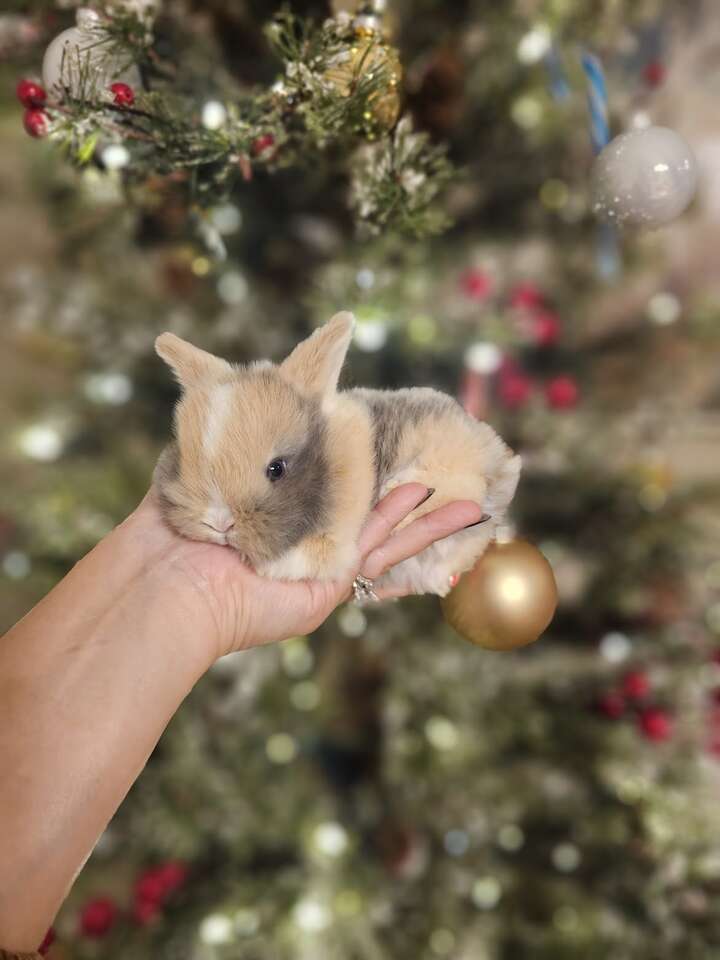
[76,7,102,29]
[494,522,515,544]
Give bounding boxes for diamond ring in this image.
[352,574,380,605]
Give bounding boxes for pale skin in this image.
[0,481,483,951]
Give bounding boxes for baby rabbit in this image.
[153,312,520,598]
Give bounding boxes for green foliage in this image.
[42,6,454,239]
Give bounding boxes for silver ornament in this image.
[42,7,141,101]
[591,126,698,228]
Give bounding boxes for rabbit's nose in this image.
[213,518,235,533]
[203,505,235,533]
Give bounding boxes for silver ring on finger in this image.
[352,573,380,606]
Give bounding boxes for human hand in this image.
[0,482,481,946]
[127,483,483,661]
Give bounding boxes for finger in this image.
[357,483,432,556]
[361,500,484,580]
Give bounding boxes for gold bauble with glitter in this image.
[324,35,402,135]
[441,540,558,651]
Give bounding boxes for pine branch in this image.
[35,7,454,241]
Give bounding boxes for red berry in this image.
[156,860,189,892]
[110,82,135,107]
[461,269,493,301]
[135,867,167,905]
[16,78,47,108]
[643,61,665,88]
[638,707,673,742]
[498,372,532,409]
[546,375,579,410]
[133,897,162,926]
[509,282,543,310]
[531,310,560,346]
[711,649,720,665]
[79,897,118,938]
[23,108,49,138]
[596,690,625,719]
[707,706,720,740]
[622,670,650,700]
[251,133,275,156]
[38,927,56,956]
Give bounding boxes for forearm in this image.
[0,500,218,950]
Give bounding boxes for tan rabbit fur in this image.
[153,312,521,597]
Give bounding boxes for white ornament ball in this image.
[591,126,698,228]
[42,7,141,100]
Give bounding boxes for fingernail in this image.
[464,513,492,528]
[417,487,435,506]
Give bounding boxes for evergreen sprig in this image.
[350,117,455,237]
[39,6,455,241]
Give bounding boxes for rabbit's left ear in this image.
[155,333,232,389]
[280,312,355,399]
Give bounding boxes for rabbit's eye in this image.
[266,458,287,481]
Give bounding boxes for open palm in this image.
[135,483,483,658]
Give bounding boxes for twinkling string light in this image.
[581,50,621,279]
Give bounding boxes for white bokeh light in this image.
[313,822,349,857]
[199,913,234,944]
[211,203,242,234]
[18,424,63,462]
[517,25,551,64]
[647,292,681,325]
[354,320,388,352]
[84,372,133,405]
[217,270,248,305]
[472,876,502,909]
[202,101,228,130]
[599,631,632,663]
[101,144,131,170]
[294,897,332,932]
[3,551,31,580]
[464,342,503,374]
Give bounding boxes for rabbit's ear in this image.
[155,333,232,388]
[279,312,355,399]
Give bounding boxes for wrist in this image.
[0,490,224,948]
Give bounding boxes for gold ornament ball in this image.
[441,540,558,651]
[324,37,402,133]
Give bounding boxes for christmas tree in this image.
[2,0,720,957]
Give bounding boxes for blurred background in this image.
[2,0,720,957]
